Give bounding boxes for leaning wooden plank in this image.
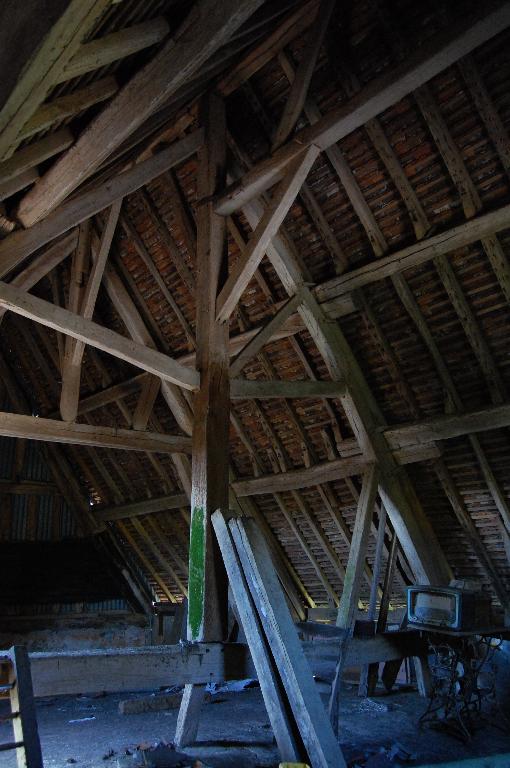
[0,130,203,280]
[315,201,510,305]
[216,146,319,322]
[18,77,118,141]
[0,281,200,390]
[215,4,510,214]
[230,293,303,377]
[0,129,73,184]
[230,379,346,399]
[0,412,191,453]
[56,17,171,83]
[94,493,189,522]
[16,0,265,226]
[230,516,347,768]
[212,510,301,763]
[0,0,111,161]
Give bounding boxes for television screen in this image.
[410,589,457,627]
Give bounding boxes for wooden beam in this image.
[93,493,188,522]
[458,54,510,180]
[0,129,73,184]
[272,0,335,150]
[119,213,196,345]
[76,373,148,415]
[0,480,57,496]
[230,378,346,399]
[176,91,230,746]
[216,4,510,214]
[231,456,365,496]
[315,201,510,305]
[56,17,170,83]
[16,0,265,226]
[131,517,187,597]
[216,146,319,322]
[218,0,319,97]
[116,521,176,603]
[235,190,450,583]
[414,83,482,219]
[0,231,77,324]
[0,411,191,454]
[337,466,380,630]
[23,644,254,697]
[384,402,510,449]
[0,0,110,161]
[0,167,39,202]
[20,633,428,699]
[60,202,122,422]
[18,77,118,142]
[433,254,506,404]
[0,281,199,390]
[101,263,194,434]
[230,293,303,377]
[329,465,379,732]
[132,375,161,431]
[0,129,203,280]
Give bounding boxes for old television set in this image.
[407,585,492,631]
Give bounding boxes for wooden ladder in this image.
[0,646,43,768]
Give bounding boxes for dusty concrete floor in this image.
[1,685,510,768]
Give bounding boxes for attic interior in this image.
[2,0,510,766]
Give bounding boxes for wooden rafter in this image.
[0,130,203,280]
[0,280,199,390]
[0,411,191,454]
[61,202,122,421]
[271,0,336,150]
[215,4,510,214]
[0,0,111,161]
[216,145,319,322]
[16,0,266,226]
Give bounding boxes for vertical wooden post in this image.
[175,91,230,746]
